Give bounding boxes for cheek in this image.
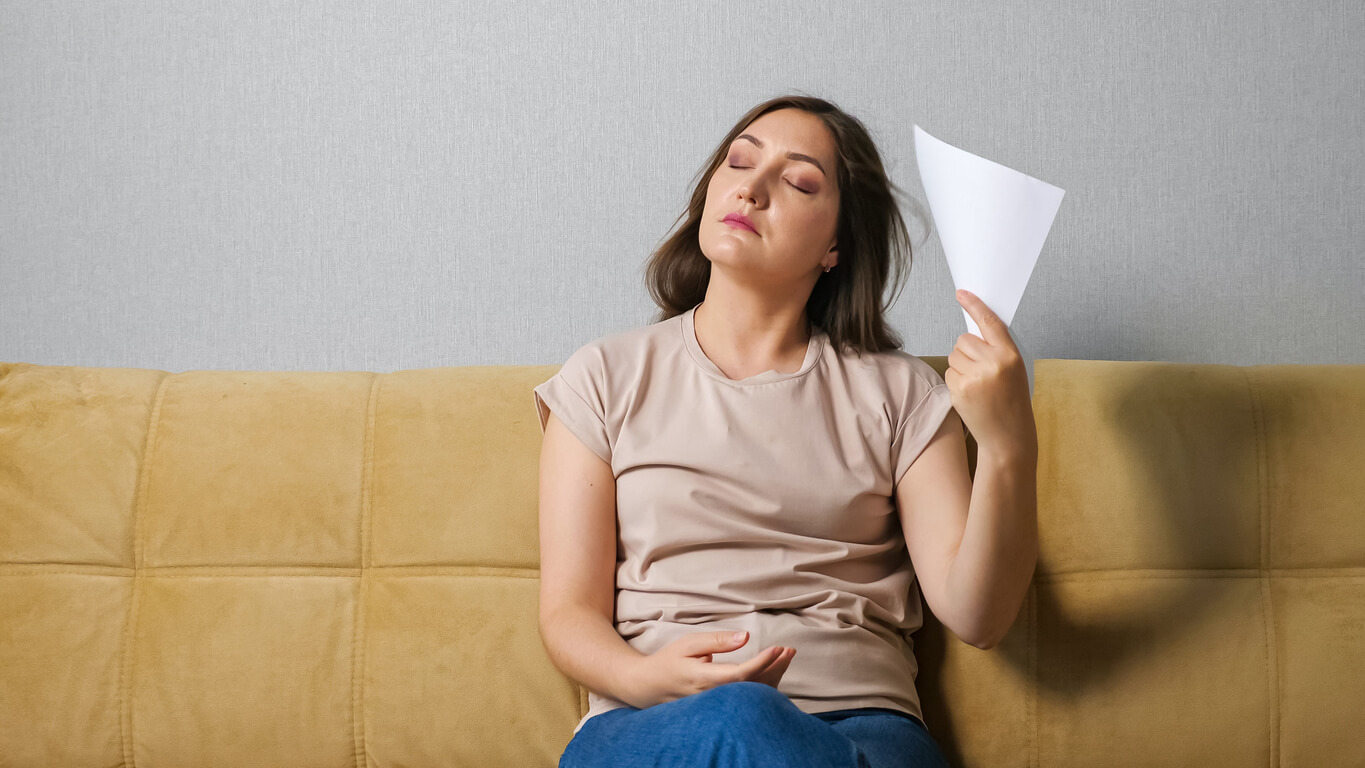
[705,181,724,211]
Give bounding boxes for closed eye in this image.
[727,164,813,195]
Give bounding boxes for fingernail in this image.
[732,631,746,642]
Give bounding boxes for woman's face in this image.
[700,108,841,285]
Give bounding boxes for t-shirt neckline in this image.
[681,304,826,386]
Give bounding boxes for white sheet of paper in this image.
[913,125,1065,339]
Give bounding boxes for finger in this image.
[750,647,793,679]
[752,649,796,687]
[955,289,1008,346]
[738,647,784,678]
[954,331,991,359]
[726,646,780,682]
[948,348,975,375]
[704,649,769,684]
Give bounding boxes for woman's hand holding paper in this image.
[947,289,1038,457]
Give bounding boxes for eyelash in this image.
[727,163,812,195]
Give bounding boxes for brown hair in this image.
[643,93,931,356]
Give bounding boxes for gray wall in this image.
[3,0,1362,377]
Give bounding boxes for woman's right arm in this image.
[536,410,645,704]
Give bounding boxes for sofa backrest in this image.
[914,359,1365,767]
[1,359,1362,767]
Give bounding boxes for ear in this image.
[825,243,838,269]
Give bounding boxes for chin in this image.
[701,240,756,266]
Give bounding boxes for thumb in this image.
[715,627,748,652]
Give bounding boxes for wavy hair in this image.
[643,93,931,356]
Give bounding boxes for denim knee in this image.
[695,681,791,708]
[688,682,800,730]
[685,683,868,767]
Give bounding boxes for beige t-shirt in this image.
[533,304,954,735]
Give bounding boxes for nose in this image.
[737,178,765,206]
[735,158,780,206]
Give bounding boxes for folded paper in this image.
[913,125,1065,340]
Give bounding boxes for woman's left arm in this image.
[940,289,1039,650]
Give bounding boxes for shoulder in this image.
[559,313,681,378]
[581,316,671,353]
[818,344,947,437]
[838,344,946,395]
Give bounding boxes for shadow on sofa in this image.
[914,359,1364,767]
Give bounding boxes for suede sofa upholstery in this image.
[1,358,1361,767]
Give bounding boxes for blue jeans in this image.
[559,681,952,768]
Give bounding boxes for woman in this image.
[534,94,1038,767]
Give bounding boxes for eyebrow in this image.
[734,134,827,177]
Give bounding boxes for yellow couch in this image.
[1,358,1361,767]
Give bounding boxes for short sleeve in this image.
[532,343,612,466]
[890,373,954,487]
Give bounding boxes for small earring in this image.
[823,265,831,272]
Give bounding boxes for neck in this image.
[692,299,813,377]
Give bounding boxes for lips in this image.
[723,212,757,234]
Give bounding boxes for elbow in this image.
[951,621,987,650]
[942,598,1002,650]
[957,620,1005,651]
[968,635,1000,651]
[962,612,1027,650]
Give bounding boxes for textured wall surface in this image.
[2,0,1362,375]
